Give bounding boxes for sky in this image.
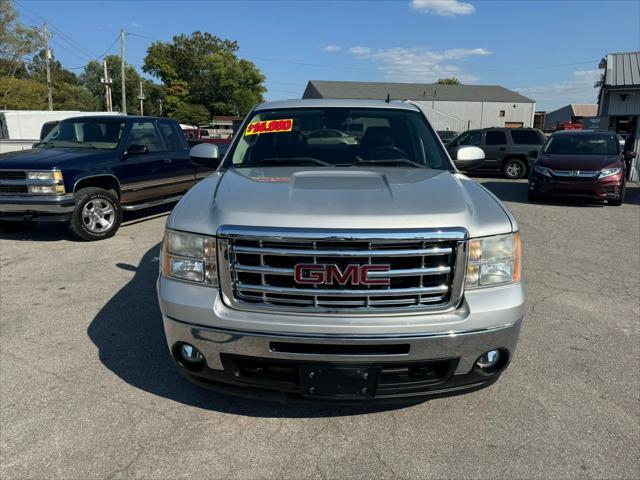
[12,0,640,111]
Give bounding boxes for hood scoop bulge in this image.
[291,170,388,191]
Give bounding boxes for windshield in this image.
[41,119,126,150]
[543,134,619,155]
[226,108,450,170]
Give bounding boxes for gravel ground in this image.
[1,178,639,479]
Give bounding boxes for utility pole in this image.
[100,60,113,112]
[138,80,145,116]
[43,23,53,111]
[120,29,127,115]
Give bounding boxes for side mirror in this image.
[454,146,485,170]
[190,142,220,169]
[127,144,148,155]
[624,151,637,160]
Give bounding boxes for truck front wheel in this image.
[503,158,527,179]
[69,187,122,241]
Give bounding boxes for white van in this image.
[0,110,121,154]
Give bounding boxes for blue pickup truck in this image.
[0,115,219,240]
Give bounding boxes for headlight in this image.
[466,232,521,289]
[27,171,63,181]
[28,185,65,194]
[163,229,217,286]
[599,167,621,179]
[533,165,551,177]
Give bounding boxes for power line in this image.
[64,33,121,70]
[126,32,162,43]
[14,0,99,60]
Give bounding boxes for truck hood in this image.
[169,166,516,238]
[537,154,620,170]
[0,147,110,169]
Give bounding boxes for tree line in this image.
[0,0,265,124]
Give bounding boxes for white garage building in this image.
[302,80,536,133]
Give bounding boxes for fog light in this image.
[180,343,203,363]
[476,350,500,369]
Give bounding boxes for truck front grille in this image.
[218,227,467,314]
[0,171,27,181]
[0,185,28,194]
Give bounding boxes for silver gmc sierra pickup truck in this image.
[157,99,524,403]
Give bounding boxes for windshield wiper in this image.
[354,158,426,168]
[254,157,332,166]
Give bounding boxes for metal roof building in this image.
[543,104,598,130]
[303,80,536,132]
[598,52,640,117]
[597,51,640,181]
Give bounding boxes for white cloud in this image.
[130,21,142,28]
[515,69,603,111]
[349,46,372,56]
[410,0,475,17]
[322,44,342,52]
[348,46,490,83]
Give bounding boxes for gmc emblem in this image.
[294,264,391,286]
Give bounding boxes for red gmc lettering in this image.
[293,264,390,286]
[294,264,324,284]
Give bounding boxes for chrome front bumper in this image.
[158,274,524,401]
[163,314,522,375]
[0,194,75,215]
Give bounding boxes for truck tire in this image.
[69,187,122,241]
[608,187,625,206]
[527,190,541,202]
[503,158,527,179]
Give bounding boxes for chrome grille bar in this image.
[217,226,468,315]
[233,264,451,277]
[551,169,598,178]
[233,245,452,257]
[236,283,449,297]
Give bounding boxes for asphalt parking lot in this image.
[1,178,639,479]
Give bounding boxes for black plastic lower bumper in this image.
[175,353,508,405]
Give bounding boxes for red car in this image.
[528,131,635,206]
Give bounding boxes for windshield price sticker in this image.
[245,119,293,136]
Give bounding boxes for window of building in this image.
[485,130,508,145]
[499,110,506,117]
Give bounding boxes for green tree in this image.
[80,54,154,114]
[143,81,165,116]
[143,31,265,116]
[29,49,79,85]
[169,102,210,125]
[0,0,41,107]
[0,76,47,109]
[436,77,461,85]
[24,49,97,110]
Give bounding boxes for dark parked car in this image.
[0,116,220,240]
[446,127,545,179]
[437,130,459,143]
[528,130,635,205]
